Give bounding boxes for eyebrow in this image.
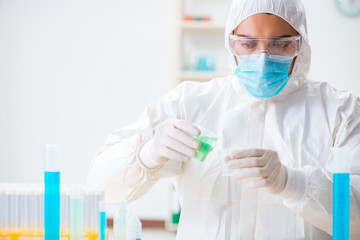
[235,34,293,38]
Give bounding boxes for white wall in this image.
[0,0,176,220]
[303,0,360,94]
[1,0,360,220]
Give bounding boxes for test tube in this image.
[126,213,142,240]
[332,147,351,240]
[60,184,70,237]
[70,185,84,240]
[0,184,4,234]
[169,185,181,226]
[92,186,103,234]
[0,184,5,238]
[84,185,102,237]
[83,186,91,235]
[10,184,20,234]
[26,186,32,240]
[19,184,30,237]
[90,190,99,236]
[31,184,44,234]
[38,184,45,238]
[4,184,11,235]
[116,201,127,240]
[44,144,61,240]
[29,185,38,237]
[99,202,106,240]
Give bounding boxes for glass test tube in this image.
[60,185,70,236]
[38,184,45,239]
[32,184,41,236]
[29,185,37,237]
[0,184,4,234]
[19,185,24,235]
[0,184,5,237]
[118,201,127,240]
[4,184,11,234]
[126,213,142,240]
[84,185,102,236]
[10,184,20,234]
[70,185,83,240]
[44,144,61,240]
[92,188,101,234]
[332,148,351,240]
[99,202,106,240]
[20,185,31,236]
[83,187,91,235]
[90,191,99,235]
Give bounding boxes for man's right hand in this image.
[143,119,201,166]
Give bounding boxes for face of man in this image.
[233,13,299,74]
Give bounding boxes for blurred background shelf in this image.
[173,0,233,84]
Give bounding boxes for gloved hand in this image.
[226,149,288,194]
[140,119,201,167]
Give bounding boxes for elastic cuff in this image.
[136,139,162,170]
[278,168,308,207]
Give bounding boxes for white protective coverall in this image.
[88,0,360,239]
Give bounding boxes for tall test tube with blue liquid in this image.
[332,147,351,240]
[44,144,61,240]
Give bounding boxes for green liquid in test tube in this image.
[193,136,218,162]
[70,186,84,240]
[113,201,126,240]
[118,201,127,240]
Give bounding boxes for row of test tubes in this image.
[0,183,106,240]
[0,183,45,239]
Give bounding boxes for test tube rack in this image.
[0,183,108,240]
[0,230,109,240]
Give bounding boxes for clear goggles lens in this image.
[229,35,301,57]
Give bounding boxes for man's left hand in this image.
[226,148,288,194]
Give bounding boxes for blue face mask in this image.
[235,53,293,99]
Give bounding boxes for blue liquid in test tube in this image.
[332,148,351,240]
[99,201,107,240]
[44,144,61,240]
[333,172,350,239]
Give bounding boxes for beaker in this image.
[192,128,218,162]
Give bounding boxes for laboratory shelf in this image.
[179,71,231,81]
[179,21,226,30]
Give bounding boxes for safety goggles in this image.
[229,35,301,58]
